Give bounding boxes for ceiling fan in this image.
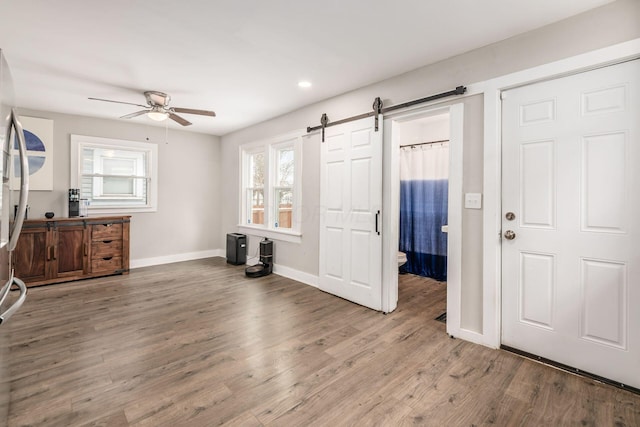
[88,91,216,126]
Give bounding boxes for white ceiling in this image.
[0,0,614,136]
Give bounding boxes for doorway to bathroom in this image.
[398,113,450,282]
[383,103,463,331]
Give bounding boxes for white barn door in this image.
[319,116,383,311]
[501,60,640,389]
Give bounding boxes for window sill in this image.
[237,225,302,244]
[89,206,157,215]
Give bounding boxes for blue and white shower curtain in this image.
[399,142,449,281]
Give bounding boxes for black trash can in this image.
[226,233,246,265]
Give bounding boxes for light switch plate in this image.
[465,193,482,209]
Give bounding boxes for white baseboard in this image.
[273,264,319,288]
[446,325,495,349]
[131,249,224,269]
[131,250,319,289]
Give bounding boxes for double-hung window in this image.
[273,145,294,229]
[239,131,302,242]
[246,149,265,225]
[70,135,158,213]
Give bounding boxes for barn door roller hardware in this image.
[307,86,466,142]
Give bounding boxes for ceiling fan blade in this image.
[168,113,191,126]
[121,110,150,119]
[172,107,216,117]
[88,97,148,108]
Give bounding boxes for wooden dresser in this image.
[13,216,131,287]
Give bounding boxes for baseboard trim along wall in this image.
[272,264,319,288]
[131,251,320,289]
[130,249,225,269]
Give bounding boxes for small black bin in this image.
[226,233,247,265]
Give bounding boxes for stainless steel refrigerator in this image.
[0,48,29,427]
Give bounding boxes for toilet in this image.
[397,251,407,267]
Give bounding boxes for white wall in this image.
[220,0,640,333]
[17,109,222,265]
[398,114,450,147]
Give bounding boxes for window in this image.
[71,135,158,213]
[246,150,265,225]
[274,146,294,229]
[240,131,302,242]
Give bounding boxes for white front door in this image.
[319,116,383,311]
[501,59,640,388]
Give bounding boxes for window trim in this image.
[70,134,159,214]
[238,130,303,242]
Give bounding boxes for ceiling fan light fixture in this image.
[148,110,168,121]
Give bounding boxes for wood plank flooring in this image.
[4,257,640,426]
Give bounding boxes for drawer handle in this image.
[102,257,113,261]
[103,240,113,244]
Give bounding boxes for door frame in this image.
[481,38,640,348]
[382,103,464,318]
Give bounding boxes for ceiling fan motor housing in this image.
[145,91,170,107]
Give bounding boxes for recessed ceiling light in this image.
[298,81,312,88]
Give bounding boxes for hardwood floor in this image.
[5,257,640,426]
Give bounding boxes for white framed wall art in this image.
[12,116,54,191]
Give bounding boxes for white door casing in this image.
[383,103,464,318]
[501,60,640,388]
[319,116,383,311]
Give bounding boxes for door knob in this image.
[504,230,516,240]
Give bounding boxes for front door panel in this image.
[501,59,640,388]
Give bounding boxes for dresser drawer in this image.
[92,239,123,259]
[91,256,123,273]
[92,222,123,240]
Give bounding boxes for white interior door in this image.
[319,116,383,311]
[501,60,640,388]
